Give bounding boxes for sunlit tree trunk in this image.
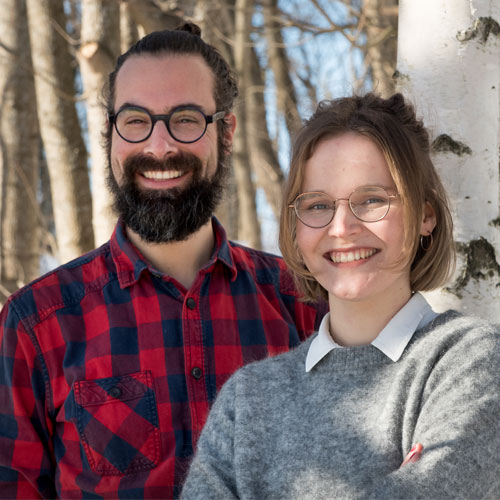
[397,0,500,321]
[79,0,120,245]
[194,0,240,240]
[233,0,262,248]
[26,0,94,262]
[0,0,40,301]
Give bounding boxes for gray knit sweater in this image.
[182,311,500,499]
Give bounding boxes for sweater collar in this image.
[305,292,438,372]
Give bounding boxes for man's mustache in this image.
[122,152,203,177]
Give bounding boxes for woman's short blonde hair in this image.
[279,93,455,302]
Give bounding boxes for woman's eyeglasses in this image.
[289,186,399,228]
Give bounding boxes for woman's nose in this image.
[326,199,361,237]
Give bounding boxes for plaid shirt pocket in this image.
[73,371,160,475]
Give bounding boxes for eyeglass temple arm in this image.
[208,111,226,123]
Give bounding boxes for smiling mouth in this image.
[141,170,184,180]
[328,248,378,263]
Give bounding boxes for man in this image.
[0,23,325,499]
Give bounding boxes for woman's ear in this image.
[420,201,437,235]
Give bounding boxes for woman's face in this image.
[296,132,414,309]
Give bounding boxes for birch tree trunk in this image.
[79,0,120,245]
[397,0,500,320]
[0,0,40,300]
[26,0,94,262]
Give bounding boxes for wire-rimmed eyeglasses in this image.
[289,186,399,228]
[108,105,226,144]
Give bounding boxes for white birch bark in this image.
[396,0,500,320]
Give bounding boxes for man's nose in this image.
[142,119,179,158]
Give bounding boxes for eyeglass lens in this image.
[115,107,208,143]
[294,187,392,227]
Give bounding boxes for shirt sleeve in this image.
[181,376,239,500]
[368,325,500,499]
[0,301,55,499]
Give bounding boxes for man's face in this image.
[108,53,235,243]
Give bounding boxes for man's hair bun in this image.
[175,21,202,37]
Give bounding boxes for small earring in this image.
[420,233,433,251]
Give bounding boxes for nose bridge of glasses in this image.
[150,114,176,140]
[332,197,356,221]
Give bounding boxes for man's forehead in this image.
[114,53,216,109]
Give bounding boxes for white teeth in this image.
[329,248,377,263]
[142,170,183,180]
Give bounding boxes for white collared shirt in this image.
[305,292,438,372]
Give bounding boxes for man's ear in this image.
[420,201,437,236]
[222,112,236,155]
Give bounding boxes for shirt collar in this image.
[110,217,238,289]
[305,292,437,372]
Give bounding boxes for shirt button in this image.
[109,386,122,398]
[191,367,203,380]
[186,298,196,310]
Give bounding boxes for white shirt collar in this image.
[305,292,437,372]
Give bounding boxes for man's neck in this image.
[126,221,215,290]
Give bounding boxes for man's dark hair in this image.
[103,22,238,155]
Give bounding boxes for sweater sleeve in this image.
[181,375,239,500]
[369,323,500,499]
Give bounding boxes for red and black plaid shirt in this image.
[0,218,325,499]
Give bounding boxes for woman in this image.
[182,93,500,499]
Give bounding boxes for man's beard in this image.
[106,149,228,243]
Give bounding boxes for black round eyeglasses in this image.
[108,105,225,144]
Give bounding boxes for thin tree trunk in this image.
[120,1,139,53]
[233,0,262,248]
[0,0,40,299]
[262,0,302,135]
[246,43,285,220]
[26,0,94,262]
[362,0,398,97]
[79,0,120,245]
[397,0,500,321]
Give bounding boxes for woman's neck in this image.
[328,289,412,347]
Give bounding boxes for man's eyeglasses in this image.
[108,105,226,144]
[289,186,399,228]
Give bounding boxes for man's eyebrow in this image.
[115,102,207,114]
[113,102,146,114]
